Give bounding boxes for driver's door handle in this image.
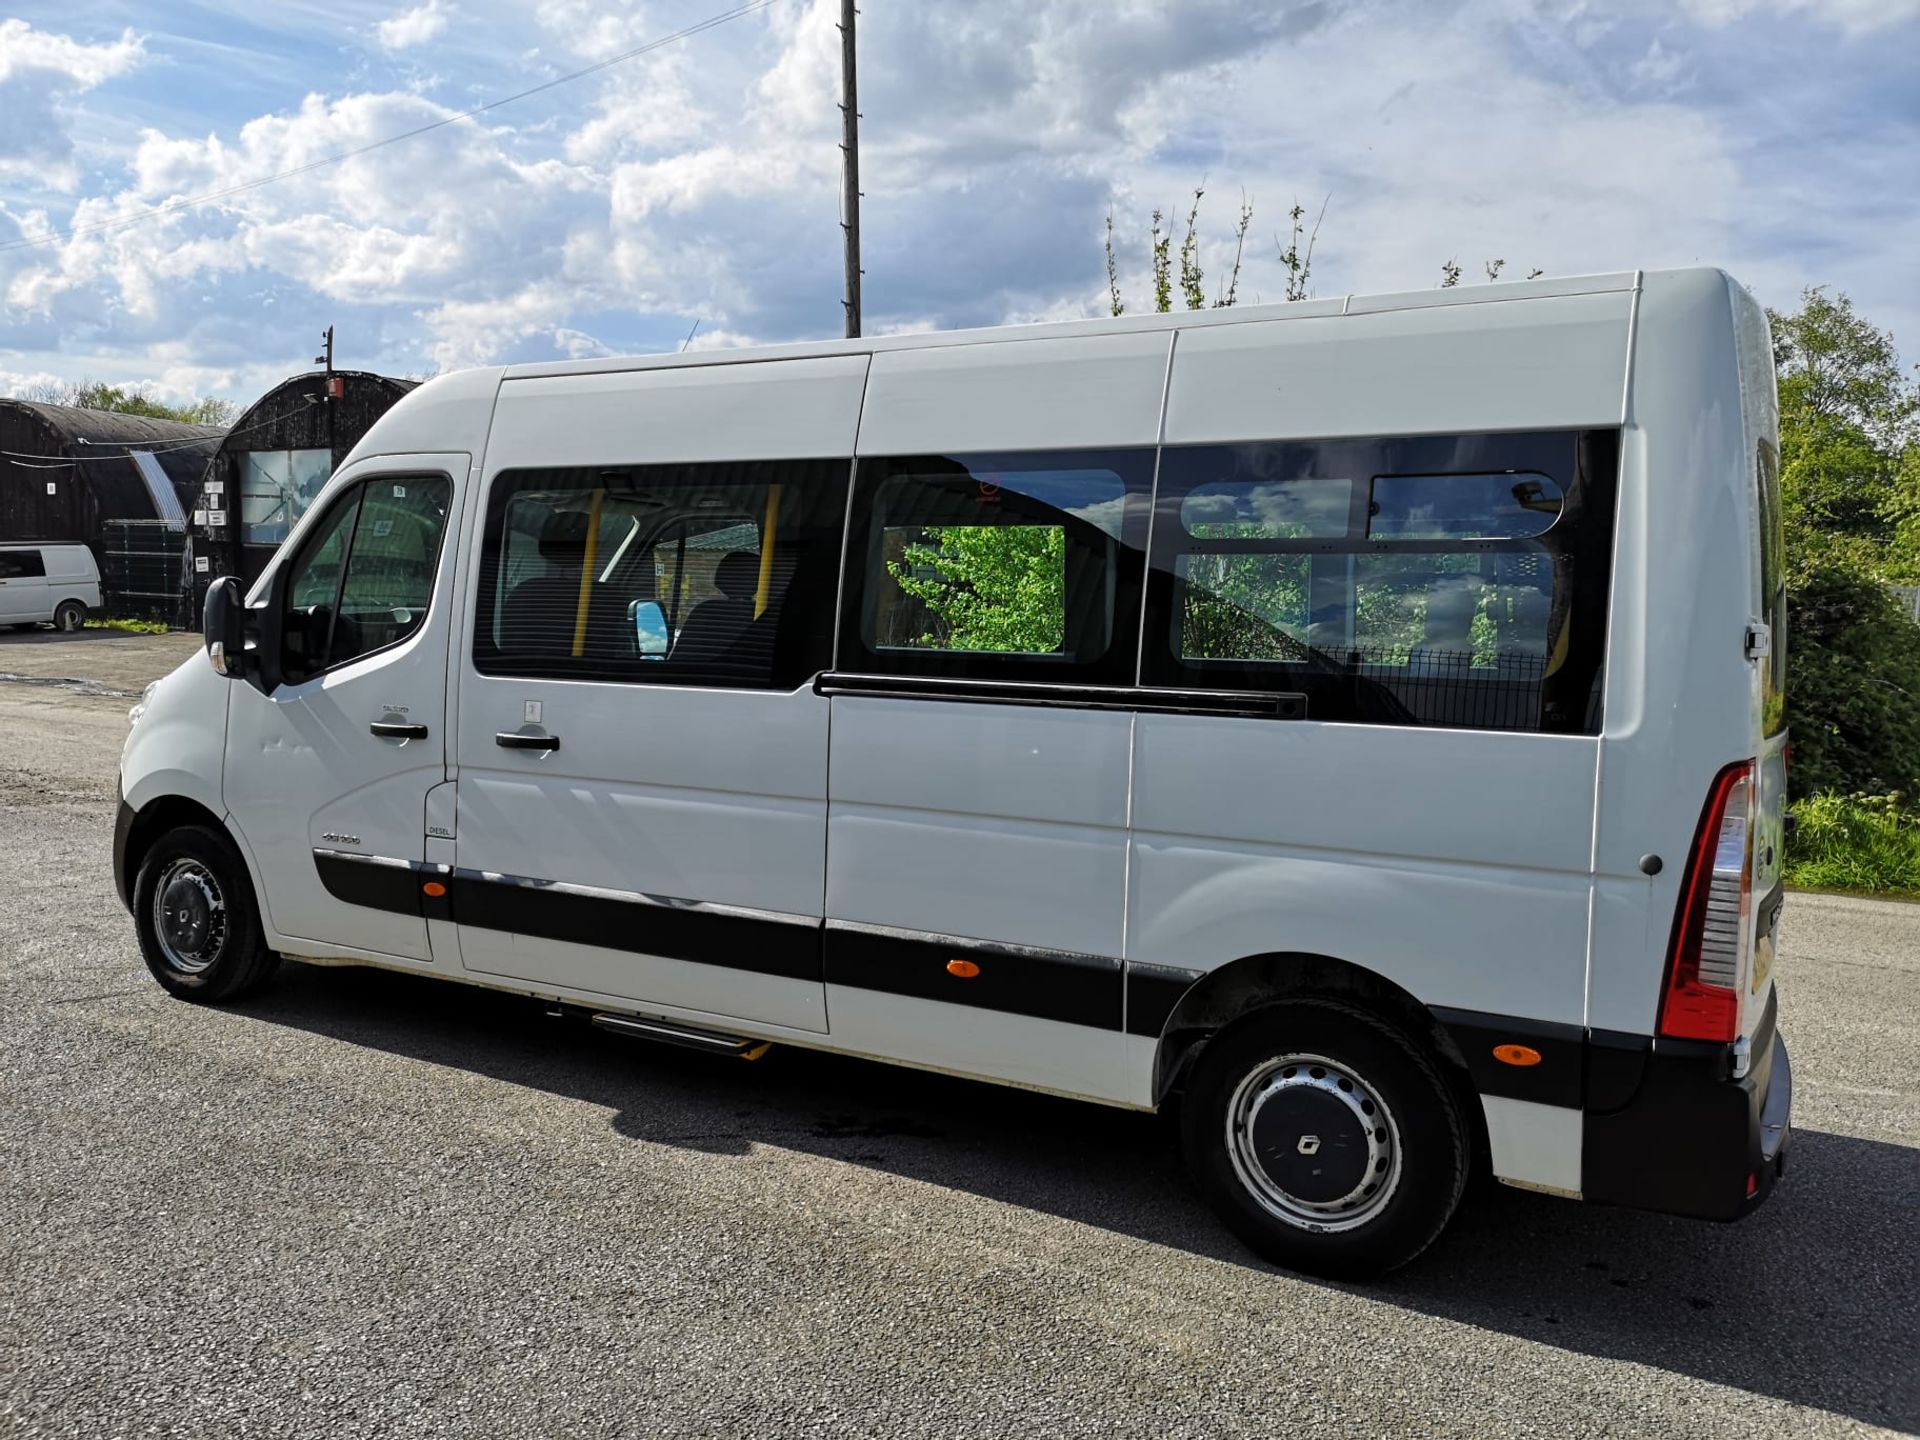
[495,732,560,751]
[370,721,429,740]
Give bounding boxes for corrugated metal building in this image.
[0,401,226,620]
[0,401,224,539]
[190,370,418,613]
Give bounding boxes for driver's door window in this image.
[281,489,362,681]
[280,476,452,683]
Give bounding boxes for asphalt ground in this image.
[2,629,1915,1438]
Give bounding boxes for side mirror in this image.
[203,576,247,681]
[631,600,670,659]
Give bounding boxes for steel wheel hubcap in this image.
[151,859,227,974]
[1226,1052,1402,1233]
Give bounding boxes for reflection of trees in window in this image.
[888,524,1066,653]
[1180,552,1309,662]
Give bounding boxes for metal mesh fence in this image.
[100,519,188,626]
[1345,647,1549,730]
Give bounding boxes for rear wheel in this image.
[133,824,279,1002]
[1182,1001,1469,1279]
[53,600,86,632]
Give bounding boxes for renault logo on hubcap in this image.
[1296,1135,1321,1156]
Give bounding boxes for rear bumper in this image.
[1581,997,1791,1221]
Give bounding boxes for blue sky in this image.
[1,0,1915,405]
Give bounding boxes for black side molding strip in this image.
[1432,1007,1586,1108]
[314,849,452,921]
[452,868,820,983]
[817,671,1306,720]
[310,849,1629,1114]
[825,919,1122,1030]
[1125,961,1203,1037]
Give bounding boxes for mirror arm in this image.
[242,601,280,694]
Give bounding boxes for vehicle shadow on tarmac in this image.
[239,960,1919,1433]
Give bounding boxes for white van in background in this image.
[114,267,1791,1278]
[0,544,101,631]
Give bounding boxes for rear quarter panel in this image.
[1588,269,1757,1036]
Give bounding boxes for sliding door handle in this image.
[495,732,560,751]
[370,721,429,740]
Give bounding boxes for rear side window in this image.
[1144,431,1617,733]
[472,459,848,690]
[840,450,1154,685]
[0,550,47,579]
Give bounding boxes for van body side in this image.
[115,267,1791,1277]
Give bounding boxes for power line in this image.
[0,0,784,255]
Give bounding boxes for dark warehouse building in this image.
[190,369,418,614]
[0,400,226,619]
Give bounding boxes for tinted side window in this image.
[841,450,1154,685]
[0,550,47,579]
[472,459,848,690]
[1144,431,1617,734]
[1756,439,1786,736]
[279,477,452,683]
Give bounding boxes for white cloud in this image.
[1629,38,1690,90]
[1678,0,1920,30]
[1,0,1916,402]
[376,0,451,52]
[0,20,144,189]
[0,367,65,399]
[0,20,143,87]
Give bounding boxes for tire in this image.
[1181,1000,1469,1280]
[53,600,86,633]
[132,823,280,1003]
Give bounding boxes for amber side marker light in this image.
[1492,1043,1543,1067]
[946,959,981,979]
[422,881,448,898]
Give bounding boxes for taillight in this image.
[1660,761,1755,1043]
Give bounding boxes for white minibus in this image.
[1,543,101,631]
[116,268,1791,1276]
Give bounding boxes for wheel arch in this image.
[1150,951,1489,1157]
[119,794,240,908]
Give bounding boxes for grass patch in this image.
[84,616,173,635]
[1785,792,1920,896]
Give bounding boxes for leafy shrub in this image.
[1785,549,1920,798]
[1784,791,1920,895]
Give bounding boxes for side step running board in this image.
[590,1012,772,1060]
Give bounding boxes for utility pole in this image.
[838,0,862,338]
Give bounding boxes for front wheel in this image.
[53,600,86,632]
[133,824,280,1002]
[1182,1001,1469,1279]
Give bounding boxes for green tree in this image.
[10,377,234,426]
[1770,287,1920,797]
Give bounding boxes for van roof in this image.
[499,268,1652,383]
